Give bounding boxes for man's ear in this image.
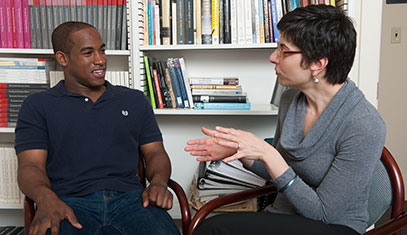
[55,51,69,68]
[310,57,328,77]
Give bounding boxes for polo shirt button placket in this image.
[85,98,89,102]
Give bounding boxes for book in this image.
[143,56,157,109]
[201,0,211,44]
[173,58,190,108]
[164,66,177,108]
[176,0,185,44]
[189,77,239,85]
[166,58,184,108]
[194,102,250,110]
[211,0,219,44]
[194,0,201,44]
[152,63,164,109]
[161,0,171,45]
[191,89,243,95]
[185,0,194,44]
[193,95,247,103]
[178,58,193,108]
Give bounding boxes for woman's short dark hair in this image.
[51,21,96,55]
[277,5,356,84]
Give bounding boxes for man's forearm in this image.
[18,164,59,206]
[145,152,171,186]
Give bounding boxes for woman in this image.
[185,5,385,235]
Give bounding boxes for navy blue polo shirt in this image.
[15,81,163,197]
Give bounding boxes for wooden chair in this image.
[24,152,191,235]
[187,147,405,235]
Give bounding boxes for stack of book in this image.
[0,58,51,127]
[143,56,194,109]
[0,146,24,205]
[190,77,250,110]
[192,160,266,203]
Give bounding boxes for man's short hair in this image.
[51,21,96,55]
[277,5,357,84]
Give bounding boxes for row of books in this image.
[188,160,266,212]
[50,70,130,88]
[0,58,52,127]
[0,146,24,205]
[141,0,339,46]
[0,0,127,50]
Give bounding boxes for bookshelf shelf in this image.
[154,104,278,116]
[139,43,278,51]
[0,49,130,56]
[0,203,23,210]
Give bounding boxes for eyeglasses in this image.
[276,45,302,57]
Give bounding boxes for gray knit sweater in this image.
[249,79,386,234]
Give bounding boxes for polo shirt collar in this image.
[47,80,114,100]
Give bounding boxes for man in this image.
[15,22,180,235]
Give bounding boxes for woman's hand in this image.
[213,126,274,163]
[184,127,236,161]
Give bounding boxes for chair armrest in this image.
[24,196,35,234]
[187,184,276,235]
[364,212,407,235]
[168,179,191,235]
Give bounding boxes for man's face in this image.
[64,27,107,88]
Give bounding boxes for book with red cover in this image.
[21,0,31,48]
[152,68,164,109]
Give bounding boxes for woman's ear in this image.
[55,51,68,68]
[310,57,328,76]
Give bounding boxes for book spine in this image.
[21,0,31,48]
[15,0,25,48]
[143,56,157,109]
[211,0,219,44]
[152,67,164,108]
[194,102,250,110]
[161,0,171,45]
[174,58,189,108]
[244,0,252,44]
[218,0,223,44]
[201,0,211,44]
[178,58,193,108]
[185,0,194,44]
[223,0,231,44]
[189,77,239,85]
[4,0,13,48]
[176,0,185,44]
[230,0,236,44]
[193,95,246,103]
[195,0,201,45]
[236,0,244,44]
[0,1,7,48]
[164,66,177,108]
[258,0,264,44]
[10,0,18,48]
[171,0,177,45]
[263,0,270,43]
[110,0,117,48]
[191,89,243,95]
[39,0,48,48]
[251,0,260,44]
[166,58,184,108]
[45,0,53,48]
[270,0,279,42]
[154,0,160,45]
[115,0,123,49]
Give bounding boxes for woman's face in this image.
[269,36,314,89]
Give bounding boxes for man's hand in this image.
[184,127,236,161]
[142,182,173,210]
[30,195,82,235]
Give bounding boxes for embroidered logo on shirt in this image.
[121,110,129,116]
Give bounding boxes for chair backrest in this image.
[367,147,405,227]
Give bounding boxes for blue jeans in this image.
[49,189,180,235]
